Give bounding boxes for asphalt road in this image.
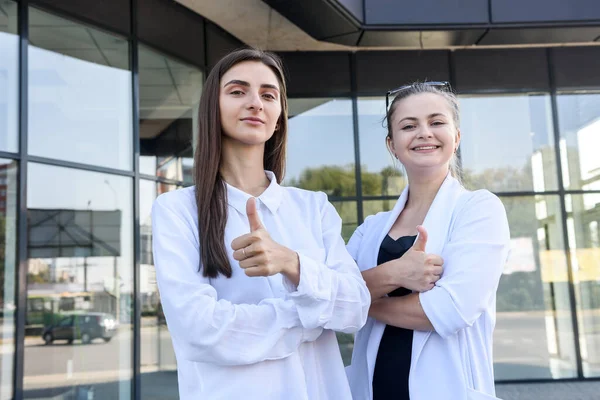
[8,311,600,399]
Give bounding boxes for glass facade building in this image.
[1,0,600,398]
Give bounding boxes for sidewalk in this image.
[497,380,600,400]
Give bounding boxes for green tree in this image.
[288,165,356,197]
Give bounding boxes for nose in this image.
[416,124,434,139]
[246,91,263,111]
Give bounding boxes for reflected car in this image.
[42,312,117,345]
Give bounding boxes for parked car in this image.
[42,312,117,345]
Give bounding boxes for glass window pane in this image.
[140,179,178,399]
[28,8,132,170]
[139,46,202,180]
[565,193,600,377]
[25,163,133,399]
[556,93,600,191]
[0,0,18,153]
[331,201,357,244]
[363,199,397,219]
[285,99,356,196]
[357,98,407,197]
[460,95,557,193]
[329,200,358,366]
[0,158,17,399]
[495,195,577,380]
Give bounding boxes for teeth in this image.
[414,146,437,150]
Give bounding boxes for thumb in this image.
[412,225,428,252]
[246,197,264,232]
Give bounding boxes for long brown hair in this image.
[194,48,288,278]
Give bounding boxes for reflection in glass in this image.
[0,159,17,399]
[0,0,18,153]
[363,199,397,219]
[557,93,600,191]
[139,46,202,178]
[494,195,577,380]
[357,98,407,197]
[140,180,178,400]
[285,99,356,197]
[24,163,133,399]
[330,200,358,367]
[459,95,557,193]
[28,7,132,170]
[565,194,600,377]
[330,201,357,244]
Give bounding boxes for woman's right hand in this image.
[394,226,443,292]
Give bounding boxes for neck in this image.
[405,168,449,211]
[220,138,270,197]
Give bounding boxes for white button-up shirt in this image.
[152,171,370,400]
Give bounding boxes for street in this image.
[8,311,600,399]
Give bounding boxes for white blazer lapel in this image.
[410,174,466,394]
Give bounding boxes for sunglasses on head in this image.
[385,81,451,110]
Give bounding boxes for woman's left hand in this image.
[231,198,300,283]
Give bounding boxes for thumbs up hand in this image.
[393,225,444,292]
[246,196,265,232]
[231,198,300,281]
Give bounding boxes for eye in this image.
[431,121,446,126]
[262,93,276,100]
[229,90,244,95]
[401,124,416,131]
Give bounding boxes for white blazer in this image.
[345,174,510,400]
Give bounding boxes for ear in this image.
[455,128,461,151]
[386,135,395,154]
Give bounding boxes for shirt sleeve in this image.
[283,194,371,333]
[152,195,323,366]
[419,190,511,338]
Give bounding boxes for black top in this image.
[372,234,416,400]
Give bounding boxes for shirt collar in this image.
[226,170,283,215]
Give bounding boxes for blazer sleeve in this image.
[346,216,370,266]
[282,193,371,334]
[419,190,510,339]
[152,195,323,366]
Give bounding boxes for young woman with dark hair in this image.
[152,48,370,400]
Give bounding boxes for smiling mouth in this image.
[241,118,265,124]
[412,145,440,151]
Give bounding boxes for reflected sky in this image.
[286,99,355,183]
[27,7,133,171]
[460,95,554,172]
[0,28,19,153]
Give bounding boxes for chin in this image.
[228,130,273,145]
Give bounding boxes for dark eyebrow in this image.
[398,113,447,123]
[223,79,280,92]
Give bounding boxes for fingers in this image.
[231,233,256,252]
[232,242,264,261]
[246,197,265,232]
[239,255,272,277]
[427,254,444,266]
[242,266,269,277]
[239,254,261,270]
[412,225,428,252]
